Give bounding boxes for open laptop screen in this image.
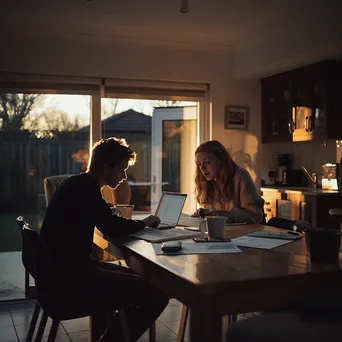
[155,192,187,226]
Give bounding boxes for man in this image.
[41,137,169,341]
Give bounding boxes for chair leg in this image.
[25,270,30,297]
[89,314,105,342]
[47,320,59,342]
[26,303,40,342]
[35,311,48,342]
[118,309,131,342]
[177,305,189,342]
[149,321,156,342]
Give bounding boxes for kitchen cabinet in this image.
[261,74,292,143]
[261,61,342,143]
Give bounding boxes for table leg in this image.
[89,315,104,342]
[190,299,222,342]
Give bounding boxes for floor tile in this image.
[61,317,89,334]
[8,302,35,312]
[68,331,88,342]
[0,326,18,342]
[15,321,67,340]
[10,310,35,326]
[164,320,189,340]
[41,335,71,342]
[168,298,182,306]
[159,306,182,323]
[0,312,13,328]
[155,320,177,341]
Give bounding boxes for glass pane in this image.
[0,93,90,301]
[101,98,197,214]
[162,120,197,214]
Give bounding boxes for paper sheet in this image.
[153,242,243,255]
[129,227,202,242]
[178,216,205,228]
[231,236,293,250]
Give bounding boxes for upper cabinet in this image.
[261,61,342,143]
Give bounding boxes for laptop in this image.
[154,192,187,229]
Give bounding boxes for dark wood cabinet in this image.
[261,61,342,143]
[261,74,292,143]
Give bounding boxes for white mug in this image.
[199,216,226,239]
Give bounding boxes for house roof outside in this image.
[81,109,151,132]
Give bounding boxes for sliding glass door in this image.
[151,106,197,215]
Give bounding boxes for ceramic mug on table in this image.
[305,227,341,264]
[199,216,226,239]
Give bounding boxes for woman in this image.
[192,140,264,223]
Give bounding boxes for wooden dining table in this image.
[94,224,342,342]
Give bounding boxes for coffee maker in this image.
[322,160,342,190]
[277,154,291,185]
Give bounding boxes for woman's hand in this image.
[142,215,161,228]
[191,208,213,218]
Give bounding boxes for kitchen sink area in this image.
[261,186,342,229]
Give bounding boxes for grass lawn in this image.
[0,210,44,252]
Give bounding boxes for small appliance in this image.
[277,154,291,185]
[322,162,341,190]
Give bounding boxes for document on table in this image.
[130,227,202,243]
[177,216,205,228]
[153,242,243,255]
[231,235,293,250]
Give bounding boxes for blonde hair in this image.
[194,140,238,206]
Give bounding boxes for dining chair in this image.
[43,174,72,206]
[42,176,156,341]
[17,216,128,342]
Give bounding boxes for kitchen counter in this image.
[261,186,342,196]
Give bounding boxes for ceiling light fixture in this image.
[180,0,189,13]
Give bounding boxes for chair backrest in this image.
[44,174,72,206]
[17,216,52,291]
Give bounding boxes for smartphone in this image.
[193,237,231,242]
[161,241,182,252]
[193,237,209,242]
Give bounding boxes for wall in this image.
[1,35,263,184]
[261,140,340,185]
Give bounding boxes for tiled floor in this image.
[0,252,25,301]
[0,299,258,342]
[0,298,186,342]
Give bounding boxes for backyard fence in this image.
[0,136,87,210]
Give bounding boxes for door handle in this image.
[308,116,314,131]
[305,116,309,132]
[288,120,295,134]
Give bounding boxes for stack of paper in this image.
[153,242,243,255]
[130,227,202,242]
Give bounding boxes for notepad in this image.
[129,227,202,242]
[247,231,303,240]
[153,242,243,255]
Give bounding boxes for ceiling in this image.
[2,0,342,76]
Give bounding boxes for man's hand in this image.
[142,215,161,228]
[191,208,213,218]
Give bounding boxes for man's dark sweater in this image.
[40,173,145,285]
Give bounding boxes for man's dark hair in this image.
[87,137,136,172]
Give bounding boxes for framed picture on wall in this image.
[224,106,248,130]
